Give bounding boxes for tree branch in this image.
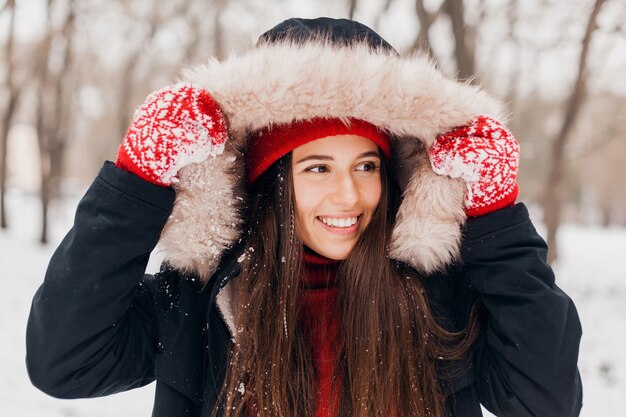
[409,0,444,56]
[542,0,608,262]
[0,0,17,229]
[444,0,475,80]
[0,0,10,15]
[348,0,358,20]
[567,130,626,160]
[374,0,395,29]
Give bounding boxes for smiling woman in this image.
[224,118,476,417]
[292,134,383,260]
[26,16,582,417]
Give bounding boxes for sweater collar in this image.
[302,248,341,289]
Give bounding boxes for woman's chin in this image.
[308,242,355,260]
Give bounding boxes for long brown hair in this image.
[214,152,478,417]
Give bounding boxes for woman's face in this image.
[292,134,382,260]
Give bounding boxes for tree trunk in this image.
[117,52,142,141]
[444,0,475,81]
[0,94,17,229]
[543,0,607,263]
[0,0,17,229]
[212,0,226,60]
[50,4,76,196]
[34,0,76,244]
[504,0,520,109]
[410,0,446,57]
[348,0,358,20]
[36,89,51,244]
[374,0,395,29]
[117,4,163,141]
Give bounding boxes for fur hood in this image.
[156,19,505,282]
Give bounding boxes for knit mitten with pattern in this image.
[116,83,228,187]
[428,115,520,217]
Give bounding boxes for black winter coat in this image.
[26,162,583,417]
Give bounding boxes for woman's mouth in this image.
[317,215,360,234]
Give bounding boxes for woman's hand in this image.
[428,115,520,217]
[116,83,228,187]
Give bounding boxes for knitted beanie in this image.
[247,117,391,183]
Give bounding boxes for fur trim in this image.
[159,140,246,280]
[157,40,505,279]
[216,281,237,340]
[389,162,467,272]
[182,41,505,144]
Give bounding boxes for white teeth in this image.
[320,216,358,228]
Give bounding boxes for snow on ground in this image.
[0,189,154,417]
[0,187,623,416]
[552,224,626,416]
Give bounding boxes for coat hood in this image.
[157,17,506,281]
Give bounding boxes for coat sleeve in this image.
[461,204,582,417]
[26,161,176,398]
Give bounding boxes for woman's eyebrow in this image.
[295,151,380,164]
[358,151,381,159]
[295,155,334,164]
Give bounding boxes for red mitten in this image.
[116,83,228,187]
[428,115,520,217]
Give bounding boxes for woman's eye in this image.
[356,161,379,172]
[305,165,329,173]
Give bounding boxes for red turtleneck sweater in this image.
[299,251,341,417]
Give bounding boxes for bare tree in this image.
[410,0,446,57]
[116,6,160,140]
[543,0,608,262]
[35,0,76,243]
[348,0,358,19]
[34,32,53,244]
[181,0,229,66]
[409,0,484,82]
[0,0,17,229]
[373,0,396,29]
[444,0,476,79]
[212,0,227,60]
[117,0,200,140]
[504,0,520,109]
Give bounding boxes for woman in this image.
[26,17,582,417]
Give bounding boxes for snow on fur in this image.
[158,140,246,281]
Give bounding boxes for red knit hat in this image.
[247,117,391,183]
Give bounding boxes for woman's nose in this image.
[331,172,359,207]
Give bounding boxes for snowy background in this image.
[1,0,625,415]
[1,186,624,417]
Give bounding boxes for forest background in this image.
[2,0,625,257]
[1,0,625,416]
